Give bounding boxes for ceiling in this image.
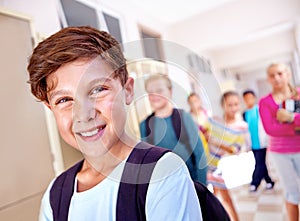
[125,0,235,25]
[97,0,237,26]
[96,0,299,75]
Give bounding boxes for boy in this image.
[242,90,274,192]
[139,74,207,185]
[27,26,202,221]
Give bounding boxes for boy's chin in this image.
[79,144,109,158]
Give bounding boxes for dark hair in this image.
[27,26,128,103]
[220,91,239,105]
[242,89,256,97]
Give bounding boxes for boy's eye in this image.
[90,86,106,96]
[54,97,73,105]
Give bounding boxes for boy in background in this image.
[140,74,207,185]
[242,90,275,192]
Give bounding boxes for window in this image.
[103,12,123,45]
[59,0,124,45]
[60,0,99,28]
[140,27,164,61]
[187,53,212,74]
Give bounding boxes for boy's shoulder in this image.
[51,160,84,189]
[50,142,181,189]
[47,143,188,221]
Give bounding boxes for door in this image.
[0,9,55,221]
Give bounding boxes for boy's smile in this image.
[46,57,134,160]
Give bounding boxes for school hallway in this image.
[228,159,289,221]
[1,0,300,220]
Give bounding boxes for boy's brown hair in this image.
[144,74,172,92]
[27,26,128,103]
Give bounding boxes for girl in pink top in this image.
[259,62,300,221]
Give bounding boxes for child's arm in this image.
[183,112,207,183]
[259,98,300,136]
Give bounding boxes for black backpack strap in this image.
[171,108,196,166]
[50,160,84,221]
[194,181,230,221]
[170,108,182,139]
[116,142,170,221]
[144,109,196,166]
[242,111,246,121]
[144,112,155,144]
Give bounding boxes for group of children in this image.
[188,89,274,221]
[27,26,299,221]
[187,63,300,221]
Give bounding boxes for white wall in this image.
[210,30,296,69]
[93,0,167,41]
[0,0,166,42]
[165,0,300,52]
[163,0,300,97]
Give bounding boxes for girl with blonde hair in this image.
[259,62,300,221]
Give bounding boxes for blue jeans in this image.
[250,148,273,187]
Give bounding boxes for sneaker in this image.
[266,182,275,190]
[249,185,257,192]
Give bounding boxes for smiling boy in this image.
[27,26,201,221]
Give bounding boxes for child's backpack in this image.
[144,108,196,166]
[50,142,229,221]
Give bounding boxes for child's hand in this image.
[227,147,236,154]
[276,109,294,123]
[229,144,241,154]
[203,129,210,141]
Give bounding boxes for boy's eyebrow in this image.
[48,77,113,101]
[48,89,72,102]
[87,77,113,87]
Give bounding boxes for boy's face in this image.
[46,57,134,158]
[146,78,172,111]
[243,93,256,109]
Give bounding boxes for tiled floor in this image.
[227,159,288,221]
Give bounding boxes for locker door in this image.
[0,9,55,221]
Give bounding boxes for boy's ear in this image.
[124,77,134,105]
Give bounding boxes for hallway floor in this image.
[228,160,288,221]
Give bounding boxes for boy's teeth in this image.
[80,128,99,137]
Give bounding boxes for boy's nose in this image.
[73,99,96,123]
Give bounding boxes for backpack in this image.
[49,142,229,221]
[144,108,196,166]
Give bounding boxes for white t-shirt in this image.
[39,152,202,221]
